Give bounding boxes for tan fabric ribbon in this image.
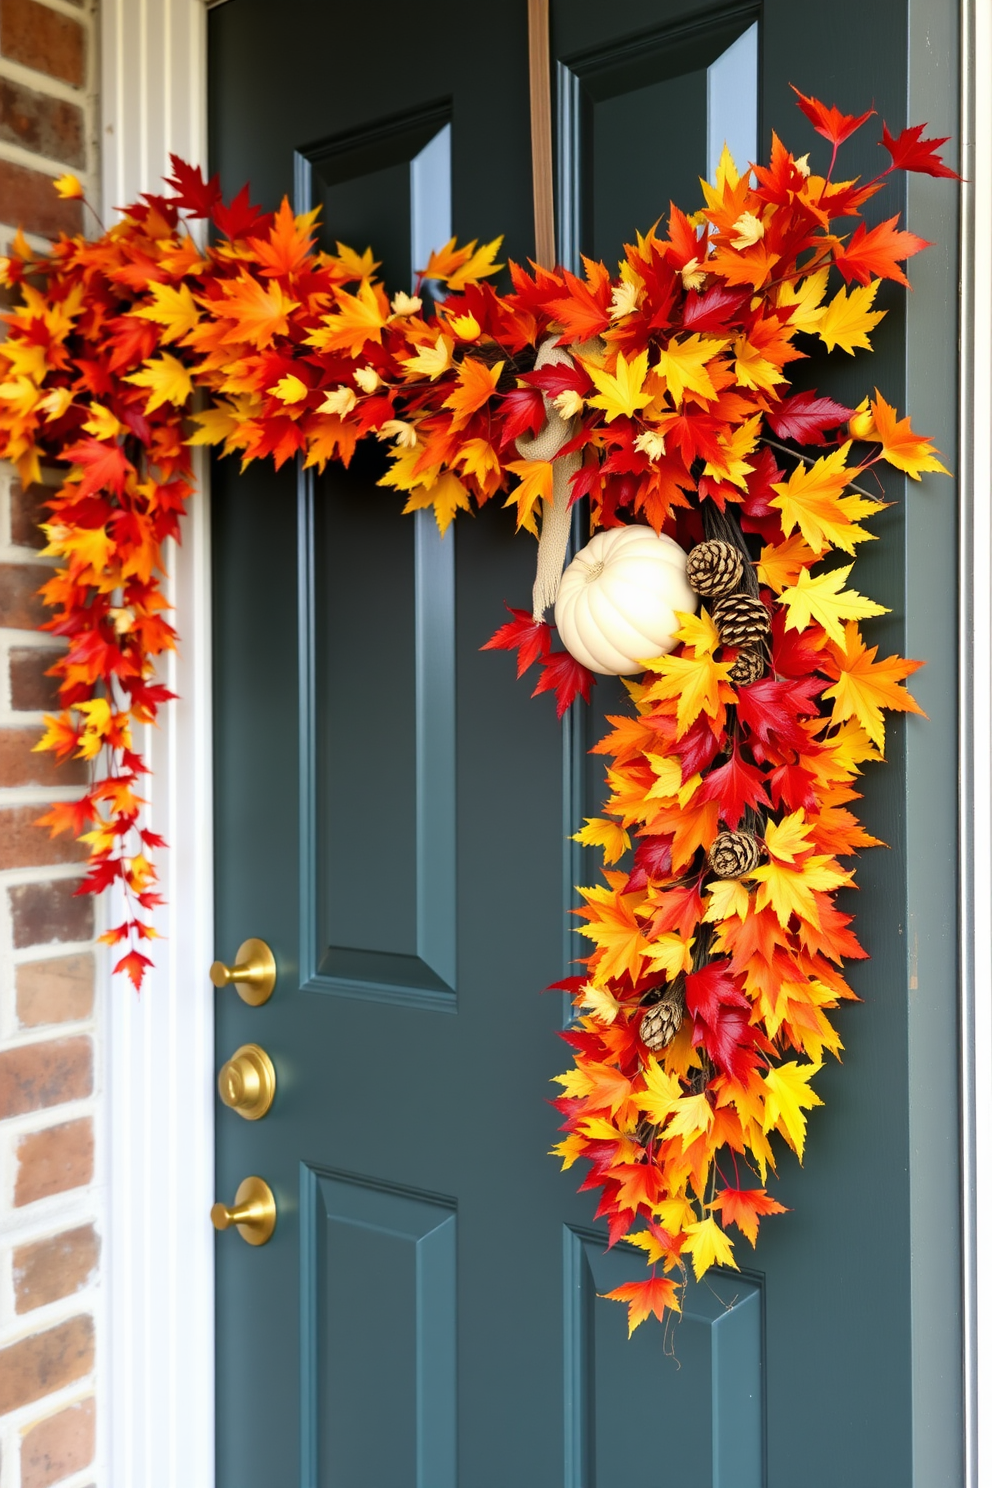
[515,337,582,622]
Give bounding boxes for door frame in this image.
[98,2,991,1484]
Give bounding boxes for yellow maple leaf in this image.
[764,809,815,863]
[645,931,694,980]
[703,878,751,922]
[644,752,683,800]
[665,1092,714,1148]
[82,404,122,441]
[400,333,454,381]
[642,651,734,735]
[572,816,631,864]
[870,390,951,480]
[135,281,200,343]
[683,1216,738,1279]
[53,173,84,199]
[401,470,471,536]
[780,564,888,647]
[576,883,652,983]
[653,334,726,407]
[770,444,880,555]
[733,336,782,393]
[186,402,241,447]
[821,622,925,750]
[503,458,553,536]
[576,981,623,1024]
[702,412,761,489]
[750,854,851,929]
[818,281,886,355]
[776,267,829,332]
[761,1061,823,1159]
[125,353,193,413]
[585,348,652,422]
[269,373,309,404]
[673,606,720,656]
[446,236,504,291]
[636,1057,683,1126]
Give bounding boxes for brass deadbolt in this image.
[211,1175,276,1246]
[209,937,276,1005]
[218,1043,276,1121]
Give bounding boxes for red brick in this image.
[0,805,87,870]
[13,1224,99,1314]
[17,953,94,1028]
[0,158,81,238]
[0,0,85,88]
[0,1036,92,1119]
[21,1397,95,1487]
[0,76,84,168]
[9,478,50,548]
[0,1316,93,1414]
[9,648,62,711]
[14,1118,93,1206]
[0,728,88,786]
[9,879,93,950]
[0,561,50,629]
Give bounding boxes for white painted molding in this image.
[100,5,215,1486]
[961,3,992,1484]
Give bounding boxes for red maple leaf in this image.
[497,388,547,447]
[114,947,153,990]
[481,605,551,676]
[696,744,772,830]
[63,438,133,500]
[684,960,758,1080]
[791,85,875,146]
[212,182,268,241]
[165,154,222,217]
[532,649,595,716]
[766,390,855,446]
[881,121,960,180]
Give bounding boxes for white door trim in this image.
[100,5,215,1486]
[960,2,992,1484]
[99,3,989,1485]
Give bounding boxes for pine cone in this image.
[712,593,771,647]
[640,979,686,1051]
[709,830,762,878]
[728,647,765,686]
[686,540,744,598]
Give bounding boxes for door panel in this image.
[209,3,960,1484]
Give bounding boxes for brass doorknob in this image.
[209,937,276,1005]
[211,1175,276,1246]
[218,1043,276,1120]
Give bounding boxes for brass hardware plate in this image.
[218,1042,276,1120]
[211,1175,276,1246]
[209,937,276,1005]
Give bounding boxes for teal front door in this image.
[209,3,961,1484]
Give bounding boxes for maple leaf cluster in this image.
[0,93,953,1325]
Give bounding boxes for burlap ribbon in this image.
[515,336,583,622]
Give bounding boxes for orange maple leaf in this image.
[833,215,930,288]
[601,1276,682,1335]
[869,390,951,479]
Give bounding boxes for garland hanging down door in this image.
[209,2,961,1483]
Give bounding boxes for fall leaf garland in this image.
[0,93,954,1330]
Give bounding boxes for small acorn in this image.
[709,830,762,879]
[685,539,744,598]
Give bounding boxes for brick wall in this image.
[0,4,102,1487]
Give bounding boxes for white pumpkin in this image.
[554,524,697,675]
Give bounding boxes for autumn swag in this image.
[0,90,956,1332]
